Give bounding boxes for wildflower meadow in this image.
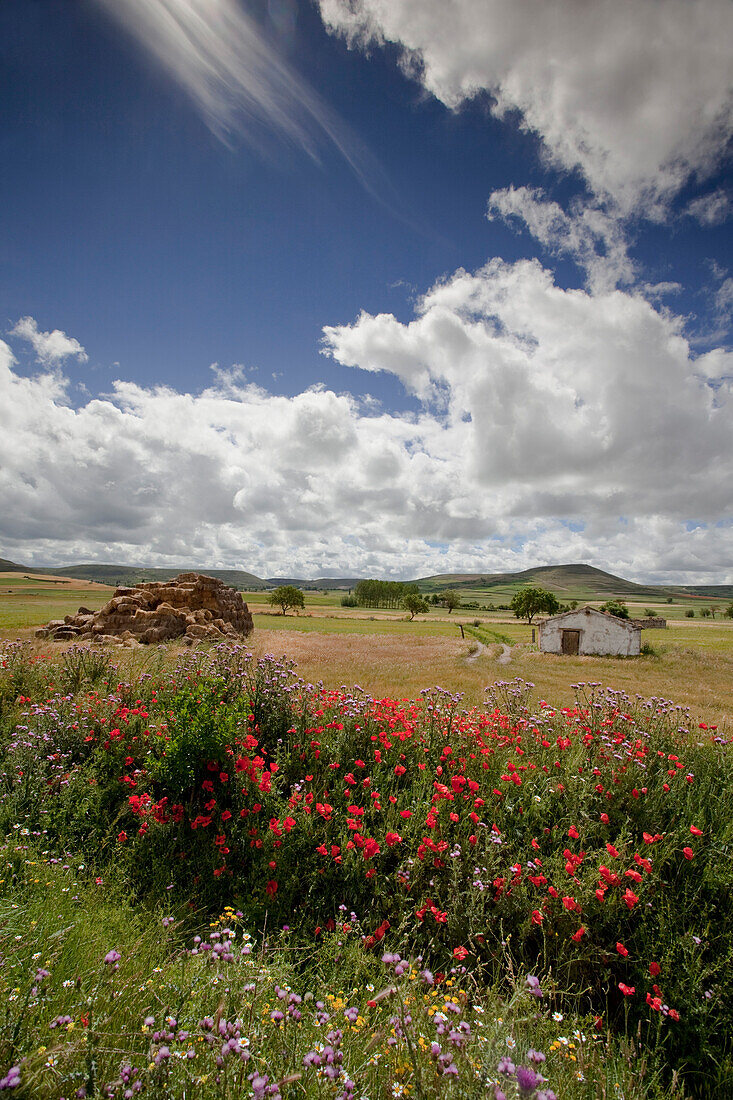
[0,641,730,1099]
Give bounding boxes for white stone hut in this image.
[537,606,641,656]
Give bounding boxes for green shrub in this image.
[2,654,732,1096]
[60,644,114,693]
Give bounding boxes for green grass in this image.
[0,590,111,631]
[644,621,733,653]
[0,858,663,1100]
[3,575,729,636]
[253,612,460,637]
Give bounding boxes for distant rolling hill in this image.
[0,558,29,573]
[266,577,362,590]
[414,563,731,602]
[679,585,733,598]
[0,561,268,591]
[1,558,730,601]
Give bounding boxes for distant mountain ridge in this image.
[1,558,731,599]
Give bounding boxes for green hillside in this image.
[415,562,675,600]
[19,563,268,591]
[0,558,28,573]
[2,557,731,604]
[681,585,733,598]
[266,576,362,590]
[414,563,732,605]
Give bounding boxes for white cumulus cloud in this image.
[487,186,635,292]
[10,316,88,366]
[2,268,732,583]
[318,0,733,213]
[322,258,732,526]
[687,188,732,227]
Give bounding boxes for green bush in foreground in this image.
[0,641,731,1097]
[0,858,674,1100]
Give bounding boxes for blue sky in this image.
[1,0,732,582]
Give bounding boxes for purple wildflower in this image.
[525,974,543,998]
[0,1065,20,1091]
[516,1065,541,1095]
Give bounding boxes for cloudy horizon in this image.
[1,0,731,584]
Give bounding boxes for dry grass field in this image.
[2,574,731,732]
[246,626,733,731]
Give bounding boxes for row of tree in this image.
[353,579,420,608]
[267,582,733,622]
[688,604,733,618]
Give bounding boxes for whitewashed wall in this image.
[538,608,641,656]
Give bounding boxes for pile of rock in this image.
[36,573,254,646]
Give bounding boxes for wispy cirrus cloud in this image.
[95,0,380,190]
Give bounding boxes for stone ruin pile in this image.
[36,573,254,646]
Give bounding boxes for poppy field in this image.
[0,641,731,1099]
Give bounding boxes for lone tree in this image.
[267,585,305,616]
[439,589,462,613]
[402,593,430,620]
[510,585,559,624]
[599,599,630,620]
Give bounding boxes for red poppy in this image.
[363,838,381,861]
[618,983,635,996]
[683,847,694,860]
[265,880,278,897]
[616,942,629,957]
